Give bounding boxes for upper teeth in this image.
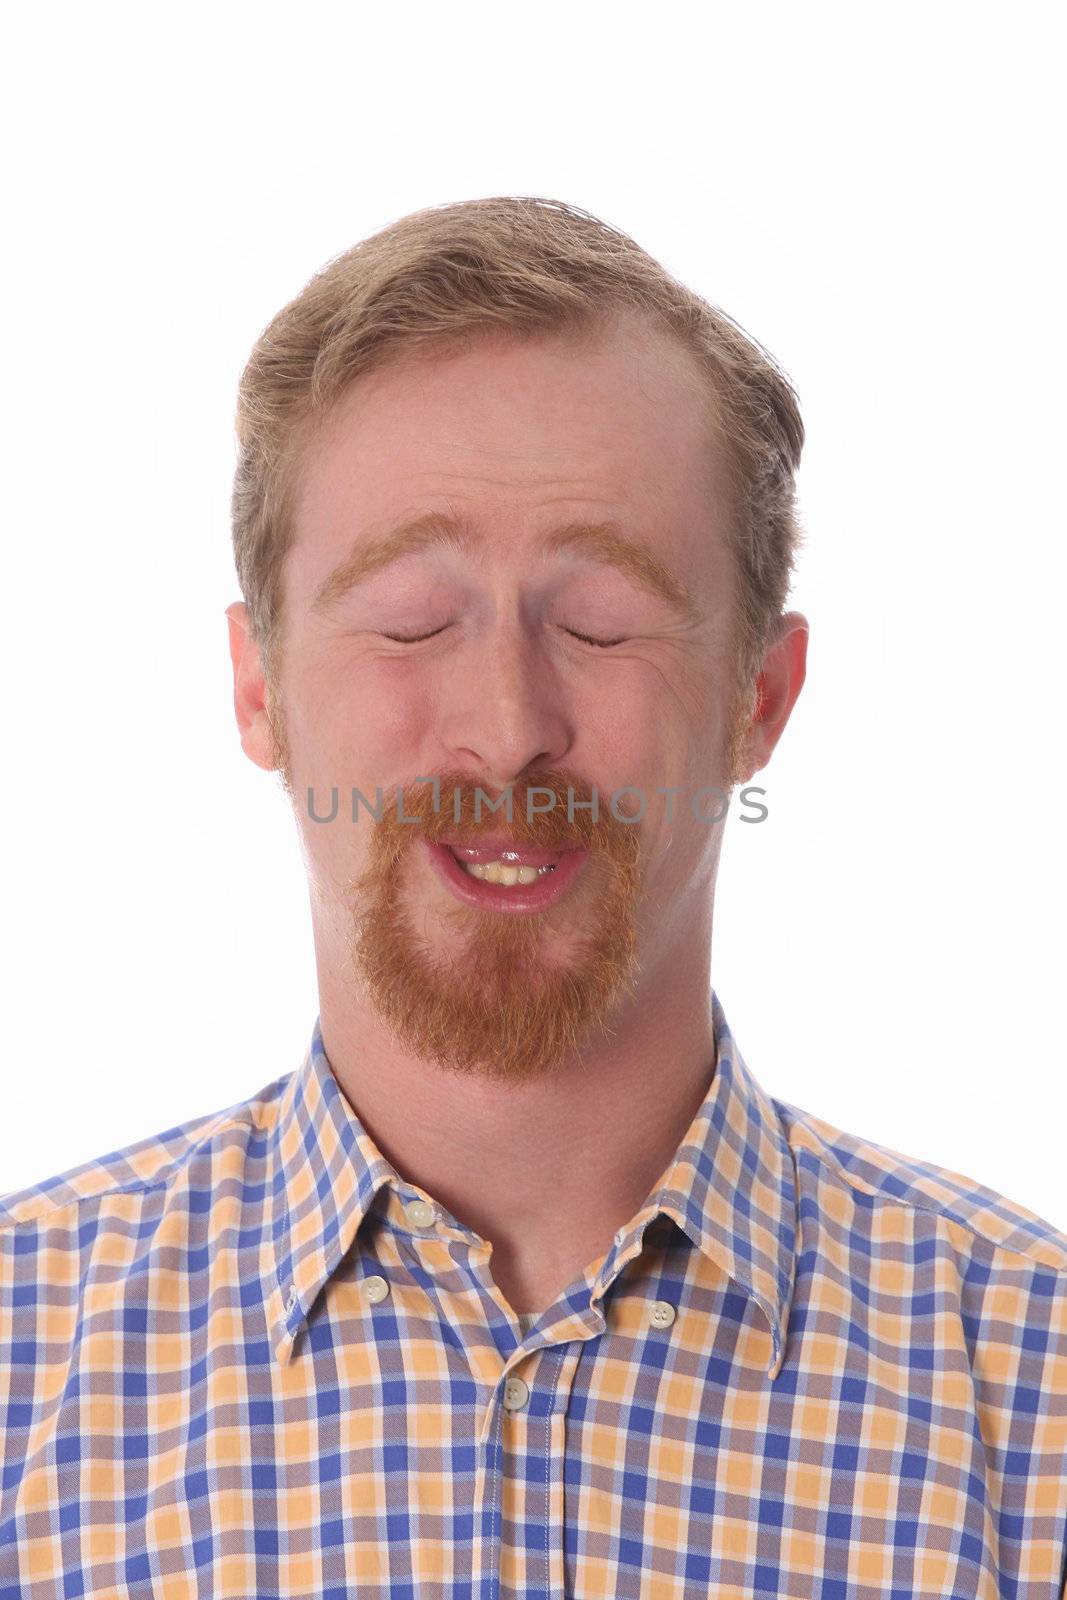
[462,860,555,885]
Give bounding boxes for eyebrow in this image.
[311,511,703,623]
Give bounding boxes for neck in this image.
[313,922,718,1302]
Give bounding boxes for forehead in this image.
[288,314,732,584]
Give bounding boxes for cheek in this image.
[585,680,730,863]
[296,658,433,774]
[577,669,702,790]
[359,680,432,769]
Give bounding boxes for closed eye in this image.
[379,624,453,643]
[561,627,628,649]
[382,624,627,649]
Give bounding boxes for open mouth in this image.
[443,839,565,885]
[457,859,555,884]
[424,838,588,913]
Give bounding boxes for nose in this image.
[435,619,575,790]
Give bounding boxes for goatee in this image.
[347,769,642,1085]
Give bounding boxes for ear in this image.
[225,602,280,772]
[733,611,809,783]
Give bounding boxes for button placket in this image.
[648,1300,676,1329]
[403,1198,436,1229]
[502,1376,530,1412]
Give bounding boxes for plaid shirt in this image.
[2,993,1065,1598]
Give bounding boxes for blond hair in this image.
[231,196,804,717]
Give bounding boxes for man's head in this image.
[226,197,808,1083]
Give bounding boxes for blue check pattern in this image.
[2,992,1065,1597]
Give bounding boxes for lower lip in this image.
[423,840,589,914]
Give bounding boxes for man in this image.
[2,196,1064,1599]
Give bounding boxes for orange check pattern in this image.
[2,992,1066,1598]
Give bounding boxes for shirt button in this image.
[648,1300,676,1329]
[363,1275,390,1304]
[503,1377,530,1411]
[285,1284,298,1313]
[404,1199,437,1229]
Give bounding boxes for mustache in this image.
[376,767,643,855]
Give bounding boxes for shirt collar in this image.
[267,990,797,1378]
[643,990,798,1379]
[266,1024,397,1364]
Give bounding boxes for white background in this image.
[3,3,1064,1229]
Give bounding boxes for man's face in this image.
[242,314,747,1083]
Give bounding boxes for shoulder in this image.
[0,1071,293,1237]
[776,1094,1067,1276]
